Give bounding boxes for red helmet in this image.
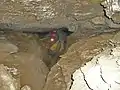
[50,31,57,42]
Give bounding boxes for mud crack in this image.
[80,68,94,90]
[69,74,74,90]
[100,66,111,89]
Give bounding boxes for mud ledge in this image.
[0,22,75,33]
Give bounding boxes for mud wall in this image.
[0,0,120,33]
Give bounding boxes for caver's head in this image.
[49,27,71,42]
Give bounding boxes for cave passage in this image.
[35,27,73,69]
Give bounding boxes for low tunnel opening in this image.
[0,27,75,90]
[25,27,74,69]
[0,27,74,69]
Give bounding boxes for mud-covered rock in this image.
[0,39,18,62]
[0,64,32,90]
[112,13,120,23]
[0,32,49,90]
[43,65,66,90]
[91,16,105,25]
[101,0,120,19]
[21,85,31,90]
[111,31,120,43]
[0,0,103,32]
[101,0,120,24]
[0,64,20,90]
[0,40,18,54]
[80,21,95,29]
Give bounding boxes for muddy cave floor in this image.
[0,30,118,90]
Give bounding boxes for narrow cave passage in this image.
[33,27,74,69]
[1,27,74,69]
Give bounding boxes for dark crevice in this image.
[100,67,108,84]
[80,68,94,90]
[100,67,111,88]
[115,81,120,85]
[69,74,74,90]
[116,60,120,66]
